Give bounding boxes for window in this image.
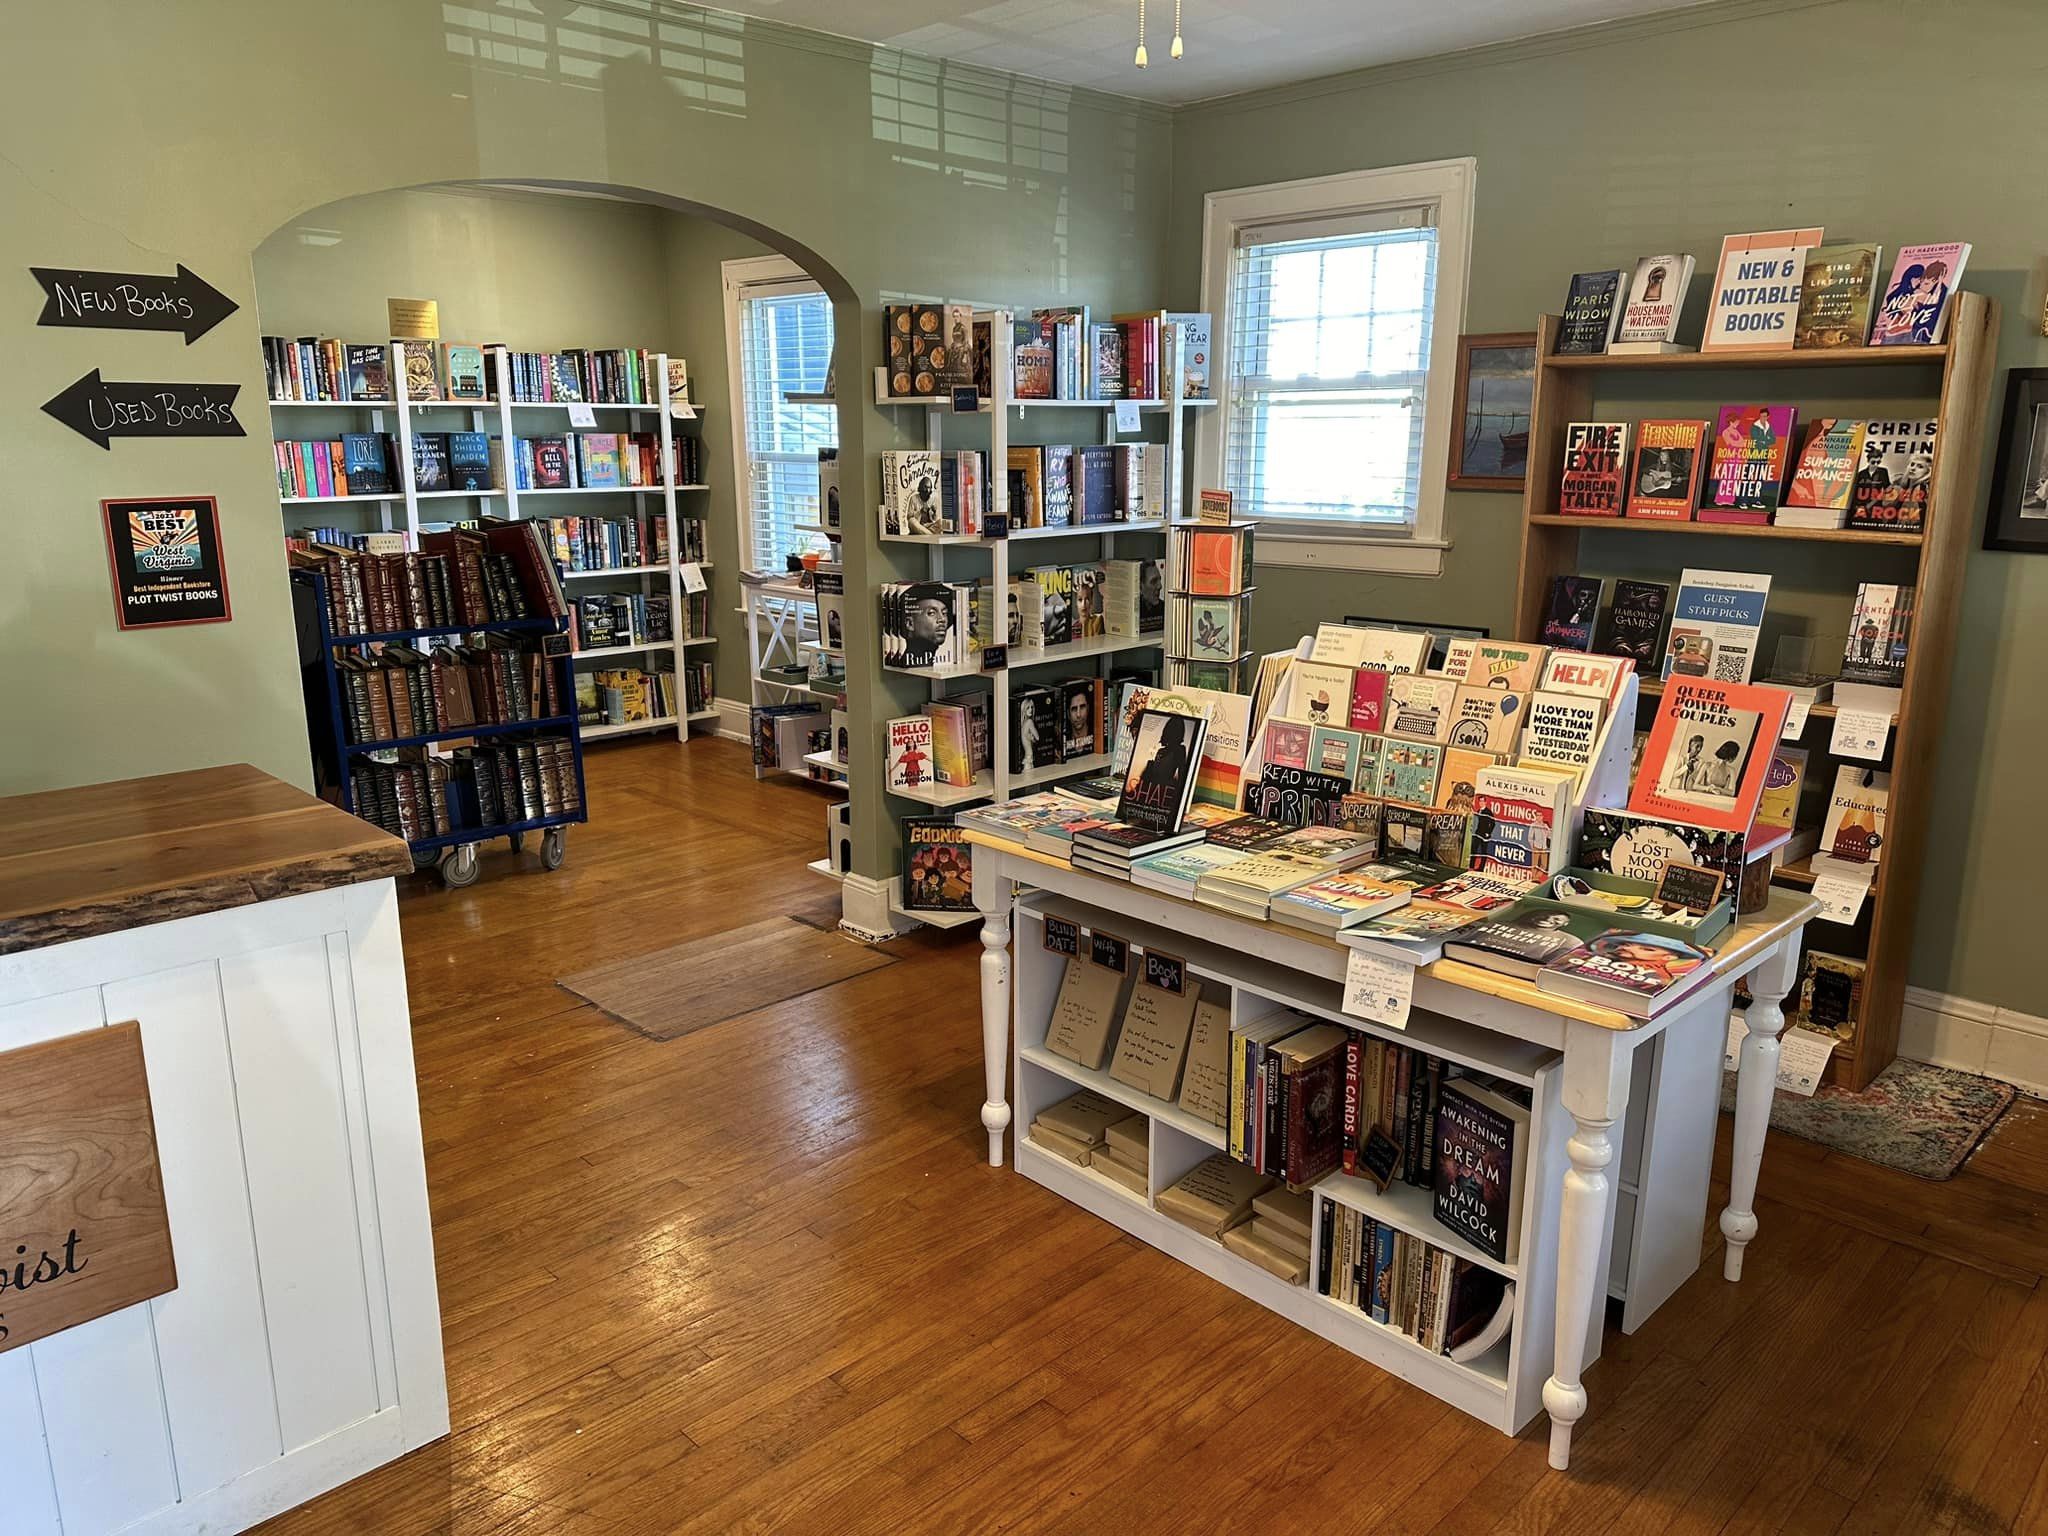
[725,258,837,573]
[1200,160,1474,575]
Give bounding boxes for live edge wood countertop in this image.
[0,763,412,956]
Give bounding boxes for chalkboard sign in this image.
[980,644,1007,673]
[1089,931,1128,974]
[1358,1128,1403,1192]
[984,512,1009,539]
[1142,949,1186,996]
[101,495,231,629]
[32,263,237,343]
[44,370,244,449]
[1042,914,1080,957]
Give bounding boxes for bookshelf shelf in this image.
[499,485,665,498]
[681,636,717,649]
[1008,517,1167,542]
[801,750,848,776]
[887,773,993,809]
[806,856,844,883]
[1011,750,1113,791]
[1526,514,1923,547]
[344,715,574,755]
[1512,292,1999,1090]
[1318,1168,1516,1281]
[563,563,678,579]
[282,493,399,505]
[1304,1288,1513,1388]
[1019,1043,1226,1150]
[1636,677,1837,721]
[686,708,720,723]
[1014,633,1164,669]
[268,398,395,409]
[583,715,680,740]
[335,617,555,646]
[573,639,673,660]
[406,808,580,854]
[891,900,983,930]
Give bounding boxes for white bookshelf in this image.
[1007,892,1584,1436]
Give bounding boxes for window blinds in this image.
[737,283,837,572]
[1223,206,1439,528]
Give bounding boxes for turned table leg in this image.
[1545,1021,1631,1472]
[1721,934,1801,1282]
[971,844,1012,1168]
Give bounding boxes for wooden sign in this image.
[42,369,244,449]
[0,1024,175,1353]
[102,495,232,629]
[32,263,238,343]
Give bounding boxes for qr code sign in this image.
[1713,645,1749,681]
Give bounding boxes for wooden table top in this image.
[963,829,1819,1032]
[0,764,412,956]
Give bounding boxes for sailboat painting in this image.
[1449,332,1537,492]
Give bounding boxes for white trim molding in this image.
[1196,157,1476,579]
[710,694,752,744]
[1899,985,2048,1098]
[838,871,913,943]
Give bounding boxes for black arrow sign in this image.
[31,263,238,343]
[42,370,244,450]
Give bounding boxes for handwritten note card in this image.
[1342,949,1413,1031]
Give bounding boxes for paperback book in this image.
[1849,420,1936,532]
[1703,405,1797,519]
[1629,676,1790,833]
[1793,243,1882,349]
[1537,931,1711,1018]
[1625,419,1709,520]
[1432,1079,1529,1263]
[901,817,972,910]
[1118,709,1208,836]
[1613,253,1696,348]
[1602,579,1670,667]
[1559,422,1629,516]
[1556,270,1625,354]
[1782,419,1866,522]
[1870,243,1971,346]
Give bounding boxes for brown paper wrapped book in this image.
[1109,976,1202,1101]
[1156,1153,1274,1240]
[1043,957,1131,1072]
[1223,1223,1309,1284]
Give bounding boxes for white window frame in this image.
[1197,158,1475,578]
[721,253,835,575]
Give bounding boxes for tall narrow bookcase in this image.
[1510,292,1999,1088]
[873,311,1215,931]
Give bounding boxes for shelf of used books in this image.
[291,562,587,889]
[1008,894,1566,1431]
[1513,277,1997,1088]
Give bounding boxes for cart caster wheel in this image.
[440,844,481,889]
[507,831,525,854]
[541,827,567,871]
[412,849,440,873]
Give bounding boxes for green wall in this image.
[0,0,1172,887]
[1169,0,2048,1009]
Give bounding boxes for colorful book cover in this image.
[1558,422,1629,516]
[341,432,391,495]
[1579,809,1747,887]
[1540,576,1601,651]
[1704,406,1797,516]
[1793,244,1882,349]
[1625,419,1709,519]
[1784,419,1866,511]
[1603,579,1670,666]
[886,714,935,791]
[1614,254,1694,345]
[1701,228,1824,352]
[1840,582,1913,688]
[1871,243,1971,345]
[581,433,622,489]
[1629,676,1791,833]
[1820,764,1890,864]
[1469,767,1573,879]
[444,342,488,400]
[1849,419,1936,532]
[1538,932,1709,1013]
[1556,270,1624,354]
[901,817,973,910]
[344,343,390,401]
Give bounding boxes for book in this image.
[1268,867,1423,931]
[1382,805,1471,867]
[1109,975,1203,1102]
[1663,568,1770,683]
[1614,253,1696,347]
[1408,869,1537,913]
[901,817,972,910]
[1433,1079,1529,1263]
[1871,243,1971,346]
[1603,580,1670,667]
[1537,931,1711,1018]
[1269,1024,1349,1187]
[1755,744,1810,839]
[1703,405,1797,518]
[1469,763,1578,879]
[341,432,393,496]
[1849,419,1937,532]
[1793,243,1882,349]
[1043,962,1133,1073]
[1840,582,1914,688]
[1782,419,1866,520]
[1117,709,1208,836]
[1156,1154,1273,1240]
[1556,270,1625,354]
[885,714,936,792]
[1540,576,1601,650]
[1443,904,1608,979]
[1342,901,1487,964]
[880,450,943,536]
[1701,227,1824,352]
[1179,996,1233,1125]
[1796,951,1866,1041]
[1035,1087,1132,1149]
[443,342,488,400]
[1819,763,1890,864]
[400,342,442,401]
[1130,842,1253,900]
[1630,676,1791,833]
[343,344,390,400]
[1625,419,1709,520]
[448,432,492,491]
[1167,311,1212,398]
[1579,808,1748,888]
[1558,422,1629,516]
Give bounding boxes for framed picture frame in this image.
[1985,367,2048,552]
[1447,331,1537,492]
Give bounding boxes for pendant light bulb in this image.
[1135,42,1149,66]
[1170,33,1183,59]
[1135,0,1148,67]
[1170,0,1183,58]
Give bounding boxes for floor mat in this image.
[1719,1056,2016,1180]
[558,915,896,1041]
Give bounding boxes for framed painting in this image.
[1447,332,1537,492]
[1985,368,2048,552]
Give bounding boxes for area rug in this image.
[1718,1057,2016,1180]
[559,916,896,1041]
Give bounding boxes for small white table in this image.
[965,830,1816,1470]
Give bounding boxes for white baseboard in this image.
[1899,985,2048,1097]
[838,871,913,942]
[712,695,751,743]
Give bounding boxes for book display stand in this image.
[1511,292,1999,1088]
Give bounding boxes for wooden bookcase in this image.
[1511,292,1999,1089]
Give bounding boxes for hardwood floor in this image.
[257,738,2048,1535]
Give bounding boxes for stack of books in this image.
[1093,1114,1149,1198]
[1223,1186,1314,1285]
[1155,1154,1274,1241]
[1026,1089,1134,1167]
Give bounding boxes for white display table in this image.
[0,765,447,1535]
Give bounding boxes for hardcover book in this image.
[344,343,390,401]
[1820,764,1890,864]
[1701,227,1824,352]
[1625,419,1709,519]
[1663,568,1770,683]
[1784,419,1866,513]
[1578,809,1748,887]
[1537,932,1711,1018]
[341,432,392,496]
[901,816,973,910]
[1704,405,1797,517]
[1540,576,1602,650]
[443,342,488,400]
[1118,709,1208,836]
[1442,904,1607,982]
[1556,269,1625,354]
[1793,243,1882,349]
[1629,676,1791,833]
[1559,422,1629,516]
[1433,1081,1531,1261]
[1849,419,1936,532]
[1840,582,1913,688]
[885,713,936,791]
[1871,243,1971,346]
[1603,579,1671,667]
[1614,253,1696,346]
[880,450,943,537]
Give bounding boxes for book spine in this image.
[1227,1027,1244,1164]
[1316,1197,1334,1297]
[1341,1036,1361,1176]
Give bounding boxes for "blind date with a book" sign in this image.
[0,1023,177,1353]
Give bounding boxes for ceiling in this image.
[702,0,1714,105]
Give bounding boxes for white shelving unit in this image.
[1007,891,1585,1435]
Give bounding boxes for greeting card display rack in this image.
[1509,292,1998,1088]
